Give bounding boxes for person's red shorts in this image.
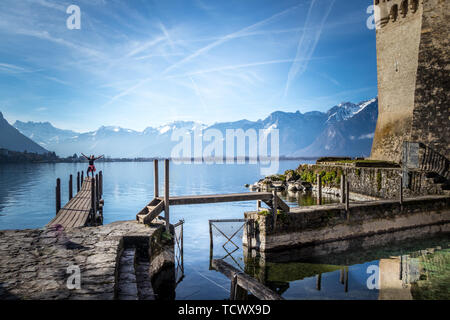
[88,165,96,172]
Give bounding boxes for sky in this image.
[0,0,377,132]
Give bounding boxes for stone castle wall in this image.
[371,0,423,162]
[410,0,450,159]
[244,196,450,252]
[371,0,449,162]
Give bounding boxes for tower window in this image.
[410,0,418,13]
[400,0,408,17]
[390,4,398,22]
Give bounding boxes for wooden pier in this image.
[136,159,289,226]
[47,171,104,229]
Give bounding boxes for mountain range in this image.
[0,111,48,154]
[8,98,378,158]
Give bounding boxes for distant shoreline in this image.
[0,156,318,164]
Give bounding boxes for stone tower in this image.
[370,0,449,163]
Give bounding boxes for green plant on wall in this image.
[376,171,382,191]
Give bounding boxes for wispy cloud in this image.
[162,3,303,75]
[167,57,332,78]
[284,0,336,97]
[0,63,27,73]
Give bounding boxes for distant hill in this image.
[0,112,48,154]
[12,98,378,158]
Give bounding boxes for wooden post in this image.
[340,268,345,284]
[95,174,99,205]
[345,181,350,213]
[230,273,238,300]
[256,200,261,211]
[400,176,403,206]
[272,190,278,229]
[81,171,84,184]
[317,174,322,205]
[316,273,322,291]
[99,171,103,198]
[154,159,159,198]
[91,178,96,214]
[77,172,80,193]
[56,178,61,215]
[69,174,73,201]
[340,174,345,204]
[164,159,170,231]
[181,222,184,273]
[209,221,214,270]
[345,267,349,292]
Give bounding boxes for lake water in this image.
[0,161,448,300]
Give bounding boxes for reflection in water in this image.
[241,234,449,300]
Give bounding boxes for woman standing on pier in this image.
[81,153,104,178]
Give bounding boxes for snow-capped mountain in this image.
[0,113,48,154]
[11,97,378,158]
[294,98,378,157]
[14,120,78,148]
[326,98,377,124]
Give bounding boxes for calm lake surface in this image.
[0,161,448,300]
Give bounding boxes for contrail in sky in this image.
[162,3,303,75]
[284,0,336,98]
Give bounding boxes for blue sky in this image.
[0,0,377,132]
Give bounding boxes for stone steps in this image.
[135,259,155,300]
[116,247,156,300]
[117,248,138,300]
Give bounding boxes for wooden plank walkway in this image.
[136,192,289,225]
[47,177,94,229]
[167,192,273,205]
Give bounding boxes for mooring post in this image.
[400,176,403,206]
[316,273,322,291]
[95,174,99,206]
[99,171,103,198]
[340,268,345,284]
[256,200,261,211]
[340,174,346,204]
[69,174,73,201]
[344,267,349,293]
[317,174,322,205]
[91,178,96,215]
[77,172,80,193]
[164,159,170,232]
[55,178,61,215]
[81,171,84,184]
[154,159,159,198]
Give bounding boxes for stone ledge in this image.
[0,220,161,300]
